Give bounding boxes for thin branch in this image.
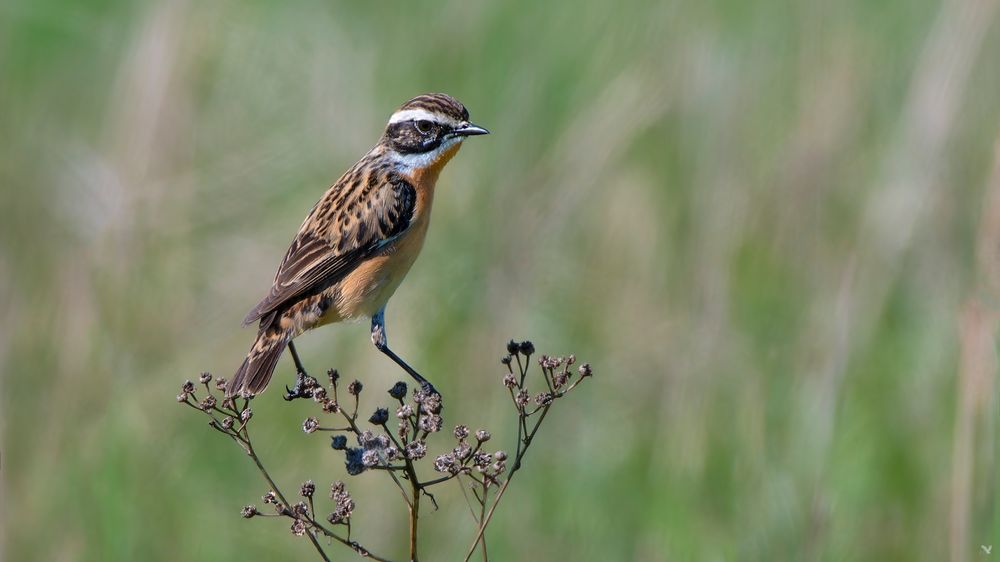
[463,404,553,561]
[182,339,589,562]
[457,475,481,524]
[305,529,333,562]
[479,478,489,562]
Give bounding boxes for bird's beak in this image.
[452,122,490,137]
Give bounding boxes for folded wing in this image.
[243,175,417,327]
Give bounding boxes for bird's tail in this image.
[227,329,289,398]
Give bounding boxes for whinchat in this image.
[227,93,488,399]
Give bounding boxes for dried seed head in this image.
[262,490,277,504]
[312,387,328,402]
[503,373,517,389]
[241,505,258,518]
[579,363,593,377]
[506,340,520,355]
[347,380,363,396]
[322,400,340,414]
[302,417,320,434]
[221,416,234,430]
[475,429,491,442]
[199,372,212,384]
[331,435,348,450]
[535,392,554,406]
[453,425,470,440]
[388,381,408,400]
[199,395,217,411]
[345,448,366,475]
[418,414,443,433]
[361,449,380,467]
[473,452,492,471]
[300,480,315,498]
[327,369,340,385]
[240,408,253,423]
[330,480,345,497]
[539,355,564,370]
[414,390,442,414]
[515,389,530,407]
[290,519,307,537]
[518,340,535,356]
[396,404,414,419]
[553,372,568,388]
[302,376,317,389]
[358,430,389,451]
[386,445,400,461]
[182,380,195,394]
[425,393,443,414]
[215,377,228,391]
[176,393,188,403]
[453,442,472,460]
[494,450,508,461]
[368,408,389,425]
[501,355,513,366]
[358,430,376,448]
[405,440,427,460]
[434,453,459,474]
[328,481,354,524]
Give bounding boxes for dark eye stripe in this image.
[384,121,444,154]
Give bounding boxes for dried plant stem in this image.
[479,479,489,562]
[463,396,554,561]
[179,340,590,562]
[410,476,420,562]
[305,531,334,562]
[242,429,394,562]
[244,436,284,503]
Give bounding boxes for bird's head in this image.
[381,93,489,173]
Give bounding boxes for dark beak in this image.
[452,122,490,137]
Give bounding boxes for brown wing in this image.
[242,174,416,327]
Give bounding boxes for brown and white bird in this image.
[227,93,488,399]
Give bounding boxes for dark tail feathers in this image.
[226,331,288,397]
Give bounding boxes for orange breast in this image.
[316,148,453,324]
[326,217,430,321]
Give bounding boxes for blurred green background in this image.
[3,0,1000,560]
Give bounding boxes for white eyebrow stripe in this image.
[388,109,437,124]
[388,108,461,127]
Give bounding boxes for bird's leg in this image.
[284,340,312,401]
[371,308,439,397]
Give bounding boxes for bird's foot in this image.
[418,380,443,411]
[283,370,315,401]
[371,324,387,351]
[419,380,439,397]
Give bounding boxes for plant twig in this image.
[178,340,591,562]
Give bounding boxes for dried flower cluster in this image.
[179,340,591,562]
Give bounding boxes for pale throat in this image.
[393,138,464,184]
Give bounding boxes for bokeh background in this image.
[3,0,1000,560]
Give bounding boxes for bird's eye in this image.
[414,120,433,134]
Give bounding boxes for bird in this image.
[226,93,489,399]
